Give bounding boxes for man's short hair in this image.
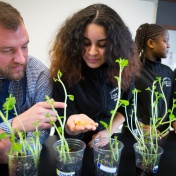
[0,1,24,30]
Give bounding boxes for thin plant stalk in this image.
[100,58,128,161]
[126,77,176,168]
[46,70,74,163]
[0,95,41,168]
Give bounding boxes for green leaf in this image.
[57,70,62,78]
[156,77,161,81]
[45,112,51,118]
[169,113,175,121]
[114,76,119,81]
[120,100,129,106]
[153,85,156,90]
[68,95,74,101]
[45,96,54,107]
[33,121,39,126]
[34,132,40,137]
[100,121,108,128]
[115,59,120,63]
[121,59,128,67]
[45,95,50,101]
[168,109,172,113]
[50,120,55,125]
[53,78,58,82]
[145,87,151,91]
[57,127,62,133]
[3,95,16,111]
[0,132,8,140]
[12,143,22,152]
[110,110,115,114]
[115,58,128,67]
[132,88,141,94]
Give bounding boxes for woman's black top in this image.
[135,58,174,132]
[53,61,134,144]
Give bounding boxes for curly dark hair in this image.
[50,3,140,90]
[135,23,167,63]
[0,1,23,30]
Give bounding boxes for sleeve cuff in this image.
[0,119,13,134]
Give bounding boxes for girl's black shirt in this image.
[135,58,174,132]
[52,61,134,144]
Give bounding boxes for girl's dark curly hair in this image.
[50,3,140,90]
[135,23,167,63]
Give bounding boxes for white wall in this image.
[2,0,158,67]
[162,30,176,71]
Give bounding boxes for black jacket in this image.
[135,58,174,132]
[53,61,134,144]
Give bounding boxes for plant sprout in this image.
[45,70,74,163]
[126,77,176,167]
[0,94,41,166]
[100,57,129,161]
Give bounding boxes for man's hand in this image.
[12,101,65,132]
[65,114,98,135]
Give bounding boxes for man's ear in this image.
[147,39,154,49]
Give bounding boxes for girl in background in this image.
[134,23,176,133]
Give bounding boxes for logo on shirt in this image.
[110,87,118,102]
[163,77,171,87]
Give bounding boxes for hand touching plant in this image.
[45,70,75,162]
[46,70,99,163]
[0,95,41,165]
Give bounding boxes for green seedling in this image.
[100,58,128,161]
[46,70,74,163]
[126,77,176,167]
[0,94,41,166]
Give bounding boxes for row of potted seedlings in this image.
[1,58,176,176]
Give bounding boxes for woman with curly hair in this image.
[50,3,140,144]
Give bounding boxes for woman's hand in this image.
[88,129,109,147]
[65,114,98,135]
[138,122,167,139]
[172,121,176,133]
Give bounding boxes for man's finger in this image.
[38,102,66,109]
